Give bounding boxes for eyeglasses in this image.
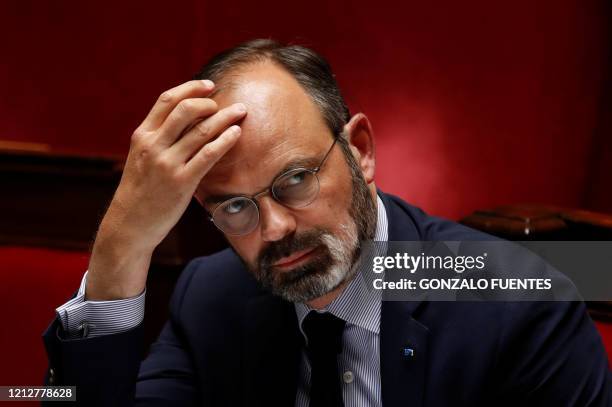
[208,136,339,236]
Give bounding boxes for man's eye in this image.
[223,200,247,214]
[283,171,307,187]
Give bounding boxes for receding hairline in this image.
[207,57,308,100]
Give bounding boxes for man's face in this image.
[195,61,377,303]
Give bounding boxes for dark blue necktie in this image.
[303,311,346,407]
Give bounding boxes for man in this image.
[44,39,611,406]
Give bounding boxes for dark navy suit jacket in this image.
[43,191,611,406]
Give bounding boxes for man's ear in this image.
[342,113,376,184]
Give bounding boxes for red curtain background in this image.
[1,0,611,219]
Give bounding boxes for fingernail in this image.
[230,125,242,135]
[235,103,247,113]
[201,79,214,89]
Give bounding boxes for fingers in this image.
[155,97,220,146]
[168,103,247,162]
[185,125,242,177]
[140,79,215,131]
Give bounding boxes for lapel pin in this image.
[403,347,415,358]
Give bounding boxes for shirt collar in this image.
[294,193,388,335]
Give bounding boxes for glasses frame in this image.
[209,136,339,236]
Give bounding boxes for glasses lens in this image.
[212,197,259,235]
[272,169,320,208]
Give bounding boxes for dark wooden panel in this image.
[0,149,228,266]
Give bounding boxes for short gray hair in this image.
[194,39,351,137]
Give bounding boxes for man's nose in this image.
[258,196,297,242]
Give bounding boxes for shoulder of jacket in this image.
[169,248,264,316]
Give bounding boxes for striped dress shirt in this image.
[56,272,145,339]
[56,194,388,406]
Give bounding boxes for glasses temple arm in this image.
[314,136,339,171]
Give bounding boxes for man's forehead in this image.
[210,134,311,174]
[199,61,332,192]
[219,66,321,143]
[212,60,317,122]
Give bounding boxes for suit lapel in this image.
[242,295,303,406]
[379,190,429,406]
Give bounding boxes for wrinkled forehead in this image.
[198,61,333,196]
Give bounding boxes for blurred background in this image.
[0,0,610,395]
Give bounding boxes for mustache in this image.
[258,229,327,269]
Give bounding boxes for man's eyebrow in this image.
[273,156,321,177]
[203,155,322,206]
[204,193,242,206]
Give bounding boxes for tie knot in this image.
[302,311,346,355]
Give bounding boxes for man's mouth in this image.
[272,246,320,269]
